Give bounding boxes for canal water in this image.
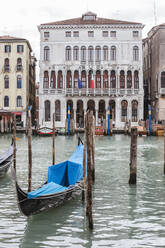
[0,134,165,248]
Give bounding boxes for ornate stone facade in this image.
[38,12,144,129]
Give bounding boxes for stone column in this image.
[115,98,121,128]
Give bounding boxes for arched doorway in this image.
[76,100,84,128]
[98,100,106,126]
[109,100,116,121]
[66,100,74,119]
[44,100,51,121]
[132,100,138,122]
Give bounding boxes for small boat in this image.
[95,126,104,136]
[11,140,85,216]
[0,144,14,177]
[37,127,57,136]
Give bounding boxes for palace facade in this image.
[38,12,144,130]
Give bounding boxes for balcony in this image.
[16,65,23,71]
[4,65,10,72]
[42,88,139,97]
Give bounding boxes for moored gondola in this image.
[11,141,85,217]
[0,144,13,177]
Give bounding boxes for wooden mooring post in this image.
[85,110,94,229]
[129,127,138,184]
[52,113,55,165]
[82,138,86,201]
[28,108,32,192]
[13,114,16,171]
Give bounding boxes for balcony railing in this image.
[16,65,23,71]
[4,65,10,72]
[42,88,140,96]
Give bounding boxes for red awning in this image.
[12,112,22,116]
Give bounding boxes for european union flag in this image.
[78,78,82,88]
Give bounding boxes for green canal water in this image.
[0,134,165,248]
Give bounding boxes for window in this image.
[57,71,63,88]
[17,45,24,53]
[73,31,79,37]
[121,100,128,122]
[44,46,50,61]
[66,71,72,88]
[17,75,22,88]
[17,96,22,107]
[161,71,165,88]
[133,46,139,61]
[103,46,108,61]
[66,46,71,61]
[50,71,55,88]
[88,46,94,62]
[73,46,79,61]
[55,100,61,121]
[127,71,132,88]
[4,75,9,88]
[4,96,9,107]
[65,31,71,37]
[133,31,139,37]
[4,58,9,72]
[132,100,138,122]
[5,45,11,53]
[17,58,22,71]
[111,46,116,61]
[134,71,139,89]
[83,14,96,21]
[44,32,49,38]
[110,31,116,37]
[103,70,108,88]
[110,70,116,88]
[95,46,101,62]
[81,46,86,62]
[120,70,125,88]
[88,31,94,37]
[102,31,108,37]
[43,71,49,88]
[45,100,50,121]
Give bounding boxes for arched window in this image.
[81,46,86,62]
[88,46,94,62]
[74,70,79,88]
[66,46,71,61]
[17,75,22,88]
[81,70,86,88]
[127,71,132,88]
[4,58,9,72]
[4,96,9,107]
[103,46,108,61]
[44,46,50,61]
[161,72,165,88]
[133,46,139,61]
[73,46,79,61]
[66,70,72,88]
[110,70,116,88]
[103,70,108,88]
[4,75,9,88]
[50,71,56,88]
[55,100,61,121]
[121,100,128,122]
[95,46,101,61]
[120,70,125,88]
[17,96,22,107]
[45,100,50,121]
[17,58,22,71]
[96,70,101,88]
[134,71,139,89]
[132,100,138,122]
[43,71,49,88]
[111,46,116,61]
[57,71,63,88]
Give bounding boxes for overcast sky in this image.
[0,0,164,81]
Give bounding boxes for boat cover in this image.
[0,145,13,164]
[27,144,84,199]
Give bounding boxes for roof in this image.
[40,12,142,26]
[0,35,32,51]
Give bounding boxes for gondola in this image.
[0,144,14,177]
[11,139,85,217]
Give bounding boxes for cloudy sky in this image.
[0,0,164,80]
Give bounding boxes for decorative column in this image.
[115,98,121,128]
[55,70,58,89]
[49,70,51,88]
[101,70,103,96]
[72,70,74,96]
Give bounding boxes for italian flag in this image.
[90,72,94,89]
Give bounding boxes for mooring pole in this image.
[91,115,95,182]
[28,107,32,192]
[129,127,138,184]
[13,114,16,171]
[107,105,110,135]
[82,132,86,201]
[148,105,151,135]
[52,113,55,165]
[86,110,93,229]
[68,105,70,135]
[164,124,165,174]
